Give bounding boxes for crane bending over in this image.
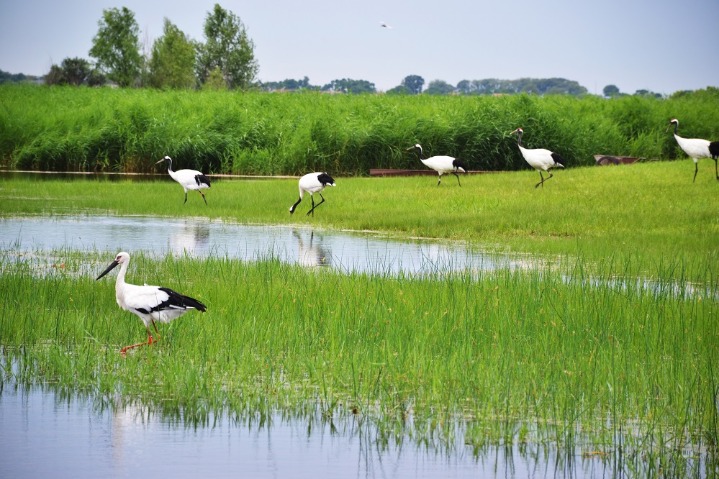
[289,172,336,216]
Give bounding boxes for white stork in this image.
[668,119,719,182]
[289,172,336,216]
[406,144,467,186]
[511,128,565,188]
[96,252,207,355]
[155,156,211,204]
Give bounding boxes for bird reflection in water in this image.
[169,222,211,256]
[293,229,331,268]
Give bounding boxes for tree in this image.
[321,78,376,94]
[425,80,456,95]
[202,67,227,90]
[196,4,258,90]
[60,57,92,85]
[603,84,620,98]
[89,7,143,87]
[148,19,197,89]
[44,57,100,86]
[401,75,424,95]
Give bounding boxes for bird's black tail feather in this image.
[158,287,207,312]
[195,174,211,187]
[709,141,719,159]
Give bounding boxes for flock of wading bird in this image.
[97,119,718,355]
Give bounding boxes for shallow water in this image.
[0,215,536,276]
[0,385,618,479]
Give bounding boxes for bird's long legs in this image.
[184,192,189,204]
[119,321,161,356]
[453,172,462,187]
[535,171,554,188]
[306,194,326,216]
[199,191,208,205]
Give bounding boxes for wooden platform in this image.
[369,169,496,177]
[594,155,642,166]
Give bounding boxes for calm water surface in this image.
[0,384,614,479]
[0,215,538,276]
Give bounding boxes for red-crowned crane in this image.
[155,156,211,204]
[668,119,719,182]
[289,172,336,216]
[406,144,467,186]
[510,128,565,188]
[96,252,207,355]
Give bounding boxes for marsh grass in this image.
[1,85,718,175]
[1,161,717,273]
[0,251,717,475]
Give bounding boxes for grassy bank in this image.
[1,252,717,476]
[1,84,718,175]
[1,161,717,271]
[1,162,717,476]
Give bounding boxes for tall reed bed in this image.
[1,252,716,473]
[1,85,718,175]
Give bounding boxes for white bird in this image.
[96,252,207,355]
[406,144,467,186]
[289,172,336,216]
[510,128,565,188]
[155,156,211,204]
[380,21,393,29]
[668,119,719,182]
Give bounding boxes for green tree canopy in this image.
[401,75,424,95]
[148,19,197,89]
[603,84,620,98]
[425,79,456,95]
[89,7,143,87]
[196,4,258,90]
[321,78,376,94]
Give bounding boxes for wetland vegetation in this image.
[1,85,718,477]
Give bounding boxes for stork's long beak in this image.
[154,158,165,165]
[96,260,119,280]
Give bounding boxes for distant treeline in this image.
[0,69,41,84]
[260,76,590,96]
[0,84,717,175]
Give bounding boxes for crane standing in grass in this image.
[156,156,212,204]
[406,144,467,186]
[510,128,565,188]
[289,172,336,216]
[96,252,207,355]
[668,119,719,182]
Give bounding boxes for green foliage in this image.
[1,85,719,175]
[89,7,143,87]
[425,80,456,95]
[402,75,425,94]
[148,19,197,90]
[44,58,102,87]
[196,4,258,90]
[457,77,587,96]
[321,78,376,94]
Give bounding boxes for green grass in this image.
[1,160,717,272]
[0,162,717,476]
[0,252,717,476]
[2,84,718,174]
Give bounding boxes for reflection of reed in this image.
[169,222,210,255]
[292,229,331,267]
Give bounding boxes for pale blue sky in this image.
[1,0,717,94]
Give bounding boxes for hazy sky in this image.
[1,0,717,95]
